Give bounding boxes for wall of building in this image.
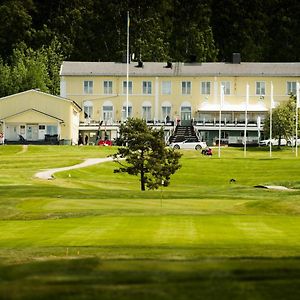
[0,90,81,143]
[62,74,297,125]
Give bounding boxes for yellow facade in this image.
[60,61,300,145]
[0,90,81,144]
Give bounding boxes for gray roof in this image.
[60,61,300,77]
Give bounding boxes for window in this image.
[182,81,191,95]
[20,125,25,135]
[47,125,58,135]
[287,81,296,95]
[84,81,93,94]
[104,80,113,94]
[103,105,113,122]
[142,81,152,94]
[122,106,133,119]
[39,125,45,130]
[162,106,171,121]
[123,81,132,94]
[221,81,230,95]
[201,81,211,95]
[256,81,265,95]
[83,101,93,119]
[142,106,152,121]
[162,81,171,95]
[181,105,192,124]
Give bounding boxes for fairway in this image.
[0,145,300,299]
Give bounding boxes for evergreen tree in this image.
[113,118,182,191]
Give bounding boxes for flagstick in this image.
[126,11,130,119]
[296,82,299,157]
[218,85,223,158]
[244,83,249,158]
[270,82,274,158]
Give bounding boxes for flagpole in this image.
[296,81,299,157]
[126,11,130,119]
[270,82,274,158]
[218,85,223,158]
[244,83,249,158]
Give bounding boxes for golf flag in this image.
[297,81,300,109]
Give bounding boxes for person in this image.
[78,134,83,145]
[207,147,212,156]
[201,147,212,156]
[85,135,88,145]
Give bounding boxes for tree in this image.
[0,0,33,59]
[0,40,64,97]
[263,95,297,146]
[169,0,218,62]
[113,118,182,191]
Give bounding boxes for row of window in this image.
[84,104,173,122]
[84,103,266,124]
[83,80,298,96]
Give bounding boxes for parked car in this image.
[286,138,300,147]
[97,139,112,146]
[259,138,287,146]
[169,139,207,150]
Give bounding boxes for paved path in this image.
[35,157,113,180]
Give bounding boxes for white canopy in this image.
[198,101,269,112]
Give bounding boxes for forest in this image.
[0,0,299,97]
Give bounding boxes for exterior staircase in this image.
[169,125,199,143]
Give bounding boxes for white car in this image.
[259,138,287,146]
[286,138,300,147]
[169,139,207,150]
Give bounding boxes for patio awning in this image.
[198,102,269,112]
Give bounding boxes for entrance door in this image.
[181,106,192,126]
[27,125,39,140]
[103,106,113,124]
[6,125,19,141]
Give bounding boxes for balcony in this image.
[195,120,264,131]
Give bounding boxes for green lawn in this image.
[0,145,300,299]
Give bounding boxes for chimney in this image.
[165,61,172,69]
[136,60,144,68]
[232,53,241,64]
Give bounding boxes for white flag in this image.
[220,84,224,109]
[246,83,249,110]
[270,82,275,109]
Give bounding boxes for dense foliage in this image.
[113,118,182,191]
[263,95,298,144]
[0,0,299,96]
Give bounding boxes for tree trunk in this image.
[140,170,145,191]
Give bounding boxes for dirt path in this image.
[35,157,113,180]
[17,145,28,154]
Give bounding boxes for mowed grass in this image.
[0,145,300,299]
